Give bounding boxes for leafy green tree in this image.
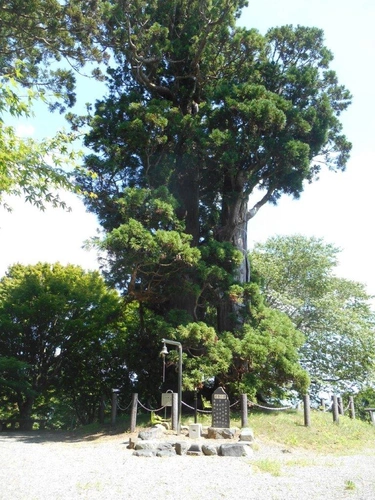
[75,1,351,399]
[0,263,124,429]
[351,387,375,422]
[0,0,109,108]
[0,357,35,426]
[251,235,375,395]
[211,282,309,399]
[0,0,112,209]
[59,318,130,426]
[0,76,80,210]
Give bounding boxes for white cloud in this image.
[15,123,35,137]
[0,192,100,276]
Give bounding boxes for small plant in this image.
[253,459,282,476]
[345,480,356,491]
[285,458,315,468]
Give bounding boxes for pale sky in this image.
[1,0,374,303]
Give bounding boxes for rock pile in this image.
[129,424,255,458]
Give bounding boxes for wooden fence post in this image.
[111,389,119,426]
[241,394,248,428]
[349,396,355,419]
[130,393,138,432]
[303,394,311,427]
[338,396,344,415]
[194,389,198,424]
[332,395,339,423]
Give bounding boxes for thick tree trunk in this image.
[217,198,250,333]
[18,395,35,431]
[232,201,250,284]
[168,146,200,318]
[174,150,200,246]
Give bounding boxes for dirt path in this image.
[0,431,374,499]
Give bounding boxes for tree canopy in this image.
[251,235,375,396]
[0,0,110,209]
[73,1,351,400]
[0,1,355,406]
[0,0,109,108]
[0,263,125,428]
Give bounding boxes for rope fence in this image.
[248,401,294,411]
[116,400,133,412]
[136,400,167,413]
[108,390,363,433]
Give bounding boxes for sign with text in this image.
[211,387,230,428]
[161,392,173,407]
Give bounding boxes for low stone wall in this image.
[129,424,254,458]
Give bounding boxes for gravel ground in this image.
[1,431,375,500]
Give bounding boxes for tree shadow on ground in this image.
[0,427,132,444]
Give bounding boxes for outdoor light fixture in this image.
[160,338,182,434]
[160,343,169,357]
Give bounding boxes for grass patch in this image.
[76,481,103,492]
[345,480,356,491]
[285,457,317,467]
[235,409,375,455]
[253,458,282,476]
[67,407,375,456]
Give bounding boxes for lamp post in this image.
[160,338,182,434]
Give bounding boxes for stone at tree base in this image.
[156,442,174,451]
[219,443,254,457]
[175,442,189,456]
[238,441,254,449]
[187,443,203,456]
[135,440,158,450]
[156,449,176,457]
[239,427,254,442]
[133,449,156,457]
[138,427,165,440]
[207,427,235,439]
[202,444,219,456]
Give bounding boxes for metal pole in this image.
[162,339,182,435]
[171,392,178,431]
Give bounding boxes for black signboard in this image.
[211,387,230,428]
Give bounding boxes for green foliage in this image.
[0,263,125,427]
[253,459,282,477]
[352,387,375,423]
[0,0,109,108]
[78,3,351,242]
[0,0,113,209]
[218,285,309,399]
[0,76,82,210]
[247,409,375,454]
[0,356,35,422]
[174,322,232,391]
[73,2,351,401]
[251,235,375,394]
[0,356,34,393]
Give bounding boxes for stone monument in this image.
[211,387,230,428]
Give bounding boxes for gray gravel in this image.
[1,431,375,499]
